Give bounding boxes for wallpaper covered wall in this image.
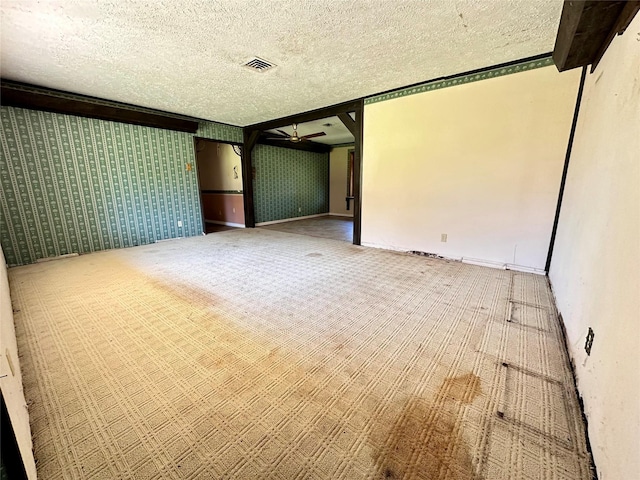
[196,121,242,143]
[0,106,241,266]
[253,145,329,224]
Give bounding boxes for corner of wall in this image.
[547,13,640,480]
[0,247,37,479]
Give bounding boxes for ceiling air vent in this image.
[243,57,276,73]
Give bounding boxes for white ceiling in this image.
[0,1,563,127]
[265,116,354,146]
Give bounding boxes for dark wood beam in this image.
[337,113,356,137]
[241,129,261,228]
[553,1,637,72]
[246,98,363,132]
[352,100,365,246]
[616,0,640,32]
[1,83,199,133]
[245,129,261,152]
[591,1,640,71]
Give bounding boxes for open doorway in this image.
[256,116,355,242]
[242,99,363,243]
[194,138,245,233]
[328,144,355,234]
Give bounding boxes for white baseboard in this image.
[461,257,546,275]
[505,263,546,275]
[361,242,545,275]
[205,220,245,228]
[35,253,79,263]
[256,213,328,226]
[328,213,354,218]
[156,237,184,242]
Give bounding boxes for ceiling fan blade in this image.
[301,132,326,140]
[264,137,289,141]
[265,132,288,139]
[276,129,290,137]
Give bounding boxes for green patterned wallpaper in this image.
[0,106,215,266]
[197,121,242,143]
[253,145,329,224]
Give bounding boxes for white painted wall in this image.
[362,66,581,272]
[196,141,243,191]
[1,247,37,479]
[329,146,354,217]
[549,15,640,480]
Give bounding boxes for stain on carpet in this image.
[370,396,476,480]
[370,372,482,479]
[439,373,482,404]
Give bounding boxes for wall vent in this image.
[243,57,276,72]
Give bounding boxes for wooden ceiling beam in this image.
[246,98,362,132]
[337,113,356,137]
[241,128,261,228]
[591,1,640,71]
[245,129,261,153]
[553,0,638,72]
[1,82,199,133]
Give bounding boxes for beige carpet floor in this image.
[10,229,593,479]
[259,215,353,243]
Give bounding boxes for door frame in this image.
[242,98,365,245]
[193,137,244,233]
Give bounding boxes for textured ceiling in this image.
[0,1,563,126]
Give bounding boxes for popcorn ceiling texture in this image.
[0,0,563,126]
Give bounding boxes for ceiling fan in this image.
[266,123,326,143]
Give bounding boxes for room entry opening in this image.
[194,138,245,233]
[346,149,355,211]
[242,99,363,244]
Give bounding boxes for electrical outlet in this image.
[232,208,235,213]
[585,327,594,356]
[177,220,183,228]
[298,207,302,212]
[441,233,447,242]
